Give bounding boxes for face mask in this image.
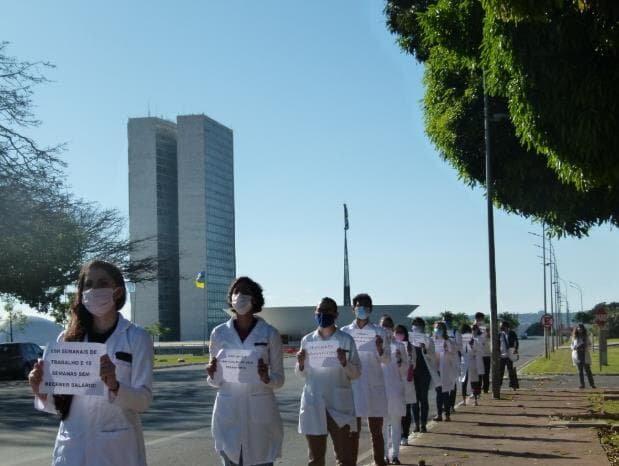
[82,288,116,317]
[315,312,336,328]
[412,326,423,333]
[433,328,440,336]
[395,333,405,342]
[231,293,253,315]
[354,306,369,321]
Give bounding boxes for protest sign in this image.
[351,328,377,353]
[305,340,340,369]
[410,331,426,347]
[40,342,106,396]
[461,333,472,348]
[216,349,260,384]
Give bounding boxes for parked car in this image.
[0,342,43,380]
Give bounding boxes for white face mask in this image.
[231,293,253,315]
[82,288,116,317]
[412,325,423,333]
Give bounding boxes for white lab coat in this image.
[381,341,408,417]
[433,337,457,393]
[477,326,491,357]
[571,336,592,366]
[35,315,153,466]
[296,329,361,435]
[341,321,390,418]
[459,339,484,386]
[208,317,284,466]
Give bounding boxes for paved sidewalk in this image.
[394,376,613,466]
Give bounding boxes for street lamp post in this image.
[569,281,583,314]
[483,74,501,400]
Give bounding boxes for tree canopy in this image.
[0,42,156,313]
[384,0,619,236]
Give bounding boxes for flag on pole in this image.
[344,203,349,231]
[195,271,205,289]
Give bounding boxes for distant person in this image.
[28,260,153,466]
[499,321,519,390]
[342,293,389,466]
[432,321,457,421]
[379,315,407,465]
[409,317,439,433]
[460,324,484,406]
[444,315,462,412]
[474,312,491,393]
[395,324,417,446]
[571,324,596,389]
[207,276,284,466]
[296,297,360,466]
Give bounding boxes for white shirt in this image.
[296,328,361,435]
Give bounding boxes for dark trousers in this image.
[461,373,469,397]
[499,357,519,389]
[305,412,354,466]
[401,403,412,437]
[577,362,595,388]
[350,417,385,466]
[412,371,431,428]
[482,356,491,393]
[449,382,457,409]
[435,387,450,417]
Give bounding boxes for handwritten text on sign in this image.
[351,328,377,353]
[41,342,106,396]
[305,340,340,368]
[217,349,260,384]
[409,331,426,347]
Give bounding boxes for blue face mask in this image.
[354,306,369,321]
[315,312,336,328]
[433,328,440,336]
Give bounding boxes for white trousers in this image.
[383,414,403,459]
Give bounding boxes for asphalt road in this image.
[0,336,545,466]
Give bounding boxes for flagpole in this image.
[343,204,351,307]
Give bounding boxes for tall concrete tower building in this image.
[177,115,235,341]
[128,114,235,341]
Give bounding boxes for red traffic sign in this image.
[595,306,609,326]
[541,313,554,328]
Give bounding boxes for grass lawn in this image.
[154,354,209,367]
[522,345,619,374]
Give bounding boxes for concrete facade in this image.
[177,115,235,341]
[128,114,235,341]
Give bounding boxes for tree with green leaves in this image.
[384,0,619,237]
[0,42,157,314]
[0,297,29,342]
[498,311,520,330]
[145,321,171,344]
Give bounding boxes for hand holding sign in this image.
[305,340,340,369]
[216,349,260,384]
[40,342,106,396]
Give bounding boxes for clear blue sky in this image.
[3,1,617,318]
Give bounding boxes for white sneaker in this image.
[400,438,409,446]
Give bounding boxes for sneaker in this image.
[392,458,401,465]
[384,456,390,465]
[433,414,443,422]
[400,438,409,446]
[445,414,451,422]
[420,425,427,433]
[591,385,597,389]
[579,385,585,389]
[474,399,479,406]
[413,425,420,433]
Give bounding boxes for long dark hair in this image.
[55,260,126,419]
[572,324,588,340]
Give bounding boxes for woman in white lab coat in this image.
[409,317,439,433]
[379,316,408,465]
[395,324,416,447]
[207,276,284,466]
[29,260,154,466]
[459,324,484,406]
[432,321,457,421]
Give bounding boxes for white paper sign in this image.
[434,337,445,353]
[305,340,340,369]
[410,331,426,347]
[40,342,106,396]
[461,333,472,348]
[351,328,377,353]
[217,349,260,384]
